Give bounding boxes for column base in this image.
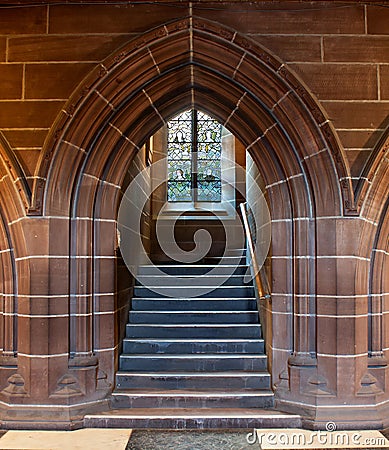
[0,399,109,430]
[276,398,389,430]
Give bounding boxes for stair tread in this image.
[135,284,252,289]
[84,408,301,429]
[113,389,273,396]
[130,311,258,314]
[120,354,266,358]
[133,297,256,300]
[123,338,263,342]
[139,265,249,268]
[137,274,248,277]
[127,324,261,327]
[116,371,270,376]
[85,408,298,419]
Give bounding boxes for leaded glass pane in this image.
[167,180,192,202]
[196,111,222,202]
[167,110,193,202]
[167,109,222,202]
[167,159,192,202]
[197,179,222,201]
[197,160,221,178]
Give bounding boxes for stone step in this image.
[203,256,246,265]
[223,249,246,256]
[119,354,268,372]
[129,311,259,324]
[84,408,302,429]
[125,324,262,339]
[110,389,274,409]
[110,247,274,421]
[135,274,251,287]
[133,285,255,298]
[137,264,249,276]
[151,255,247,266]
[131,297,257,312]
[122,338,265,354]
[115,371,271,390]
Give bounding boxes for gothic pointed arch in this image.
[22,17,371,420]
[0,133,30,217]
[354,129,389,369]
[355,126,389,214]
[35,17,352,218]
[0,133,30,378]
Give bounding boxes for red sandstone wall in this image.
[0,2,387,182]
[0,1,387,430]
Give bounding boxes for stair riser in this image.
[119,356,268,372]
[110,394,274,409]
[131,299,257,312]
[126,325,261,339]
[137,266,248,276]
[136,276,251,287]
[134,286,255,298]
[122,340,264,354]
[129,312,258,324]
[116,374,271,390]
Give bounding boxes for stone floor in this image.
[127,429,257,450]
[0,428,387,449]
[0,428,132,449]
[126,429,389,450]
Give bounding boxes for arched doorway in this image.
[10,17,379,428]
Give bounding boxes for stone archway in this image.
[2,17,387,429]
[354,130,389,412]
[40,16,349,421]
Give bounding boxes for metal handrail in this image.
[239,202,271,300]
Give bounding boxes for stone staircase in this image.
[85,249,301,428]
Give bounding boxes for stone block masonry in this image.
[0,1,387,431]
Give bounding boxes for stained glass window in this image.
[167,109,222,202]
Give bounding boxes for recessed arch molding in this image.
[37,17,352,217]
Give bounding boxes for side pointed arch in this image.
[0,133,30,216]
